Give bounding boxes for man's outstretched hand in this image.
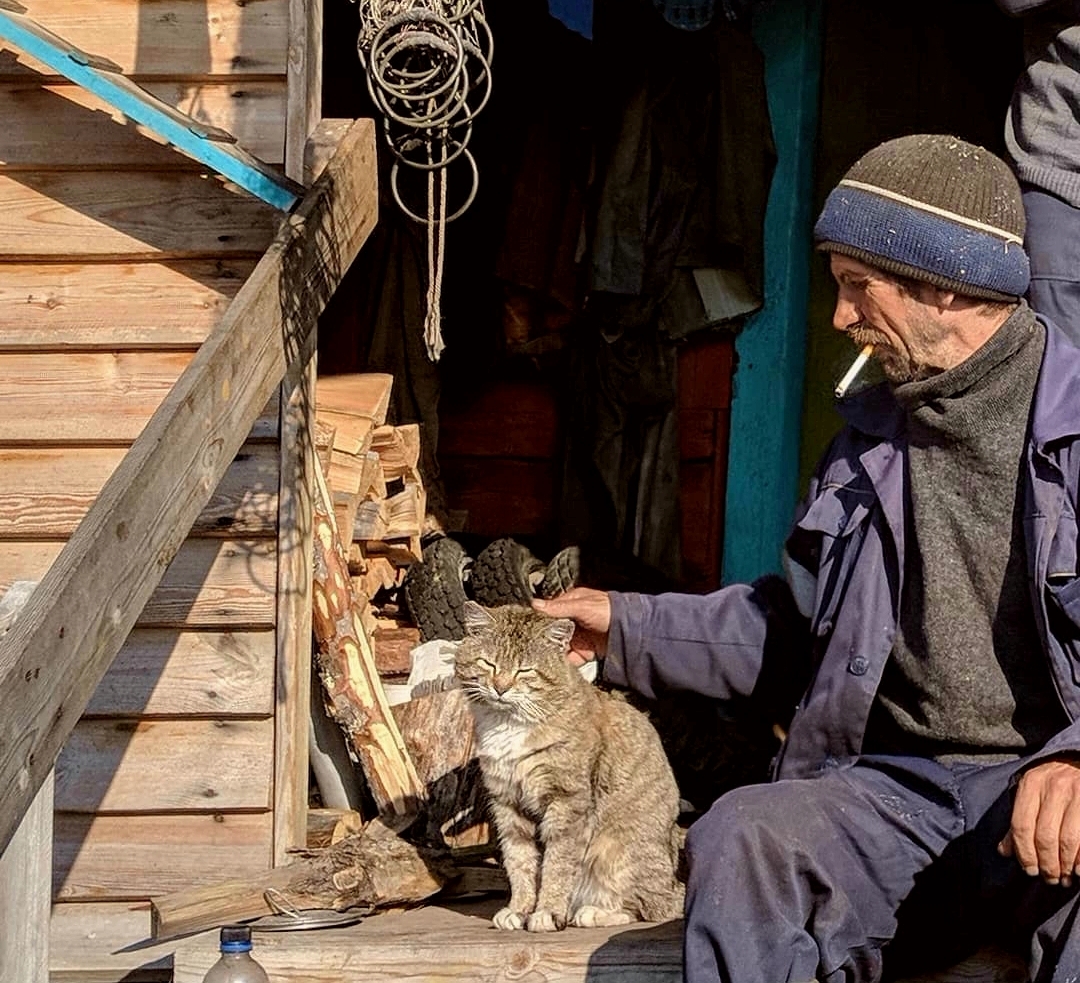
[532,587,612,666]
[999,758,1080,887]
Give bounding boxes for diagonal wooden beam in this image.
[0,118,378,856]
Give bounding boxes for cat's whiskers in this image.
[512,693,548,723]
[456,679,492,705]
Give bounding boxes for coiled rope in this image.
[355,0,493,360]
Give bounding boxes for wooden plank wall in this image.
[0,0,293,919]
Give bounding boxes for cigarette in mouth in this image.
[834,344,874,398]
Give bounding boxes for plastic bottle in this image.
[201,925,271,983]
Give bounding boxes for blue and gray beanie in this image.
[814,134,1030,302]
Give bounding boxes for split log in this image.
[371,423,421,483]
[311,460,424,818]
[326,448,367,541]
[347,548,407,589]
[359,449,385,503]
[151,816,450,939]
[314,419,336,475]
[306,807,365,849]
[372,625,420,677]
[354,590,380,640]
[384,483,425,540]
[353,499,388,542]
[316,374,393,425]
[352,482,428,543]
[318,409,376,457]
[360,538,423,566]
[393,689,489,849]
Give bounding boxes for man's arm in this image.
[537,575,811,712]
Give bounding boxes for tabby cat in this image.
[454,601,683,932]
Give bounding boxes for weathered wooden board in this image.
[273,362,314,861]
[55,718,273,812]
[175,901,684,983]
[0,172,277,260]
[286,0,323,180]
[85,629,275,717]
[53,813,273,901]
[0,0,289,79]
[0,353,279,442]
[172,899,1029,983]
[0,443,276,536]
[0,539,277,628]
[0,120,377,861]
[0,772,52,982]
[0,350,189,441]
[0,443,278,537]
[142,538,278,627]
[0,259,255,350]
[50,901,193,983]
[0,81,287,168]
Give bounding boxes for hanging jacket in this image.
[603,317,1080,780]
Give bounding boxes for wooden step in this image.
[171,898,1027,983]
[173,900,682,983]
[50,901,212,982]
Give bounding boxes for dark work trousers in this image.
[684,755,1080,982]
[1024,187,1080,347]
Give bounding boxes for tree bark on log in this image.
[151,817,451,939]
[311,461,424,817]
[393,689,489,849]
[306,807,365,848]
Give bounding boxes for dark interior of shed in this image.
[316,0,1024,600]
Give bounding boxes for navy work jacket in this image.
[605,319,1080,781]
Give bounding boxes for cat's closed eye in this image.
[515,667,537,676]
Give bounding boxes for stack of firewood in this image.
[314,374,424,664]
[147,373,493,940]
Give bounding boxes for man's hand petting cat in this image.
[532,587,611,664]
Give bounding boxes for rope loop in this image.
[357,0,492,361]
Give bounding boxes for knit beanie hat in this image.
[814,134,1029,301]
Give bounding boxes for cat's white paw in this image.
[492,907,526,930]
[525,909,565,933]
[570,905,634,928]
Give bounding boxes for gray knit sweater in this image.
[1003,0,1080,207]
[863,304,1067,761]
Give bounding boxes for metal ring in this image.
[370,10,464,102]
[385,118,473,169]
[372,70,470,129]
[374,30,460,99]
[390,147,479,224]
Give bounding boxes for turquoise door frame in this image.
[721,0,824,585]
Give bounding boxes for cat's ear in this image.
[545,617,576,652]
[462,600,495,636]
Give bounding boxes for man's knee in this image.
[685,781,825,890]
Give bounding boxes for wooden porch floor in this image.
[52,897,1029,983]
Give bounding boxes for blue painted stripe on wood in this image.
[0,6,300,212]
[721,0,823,584]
